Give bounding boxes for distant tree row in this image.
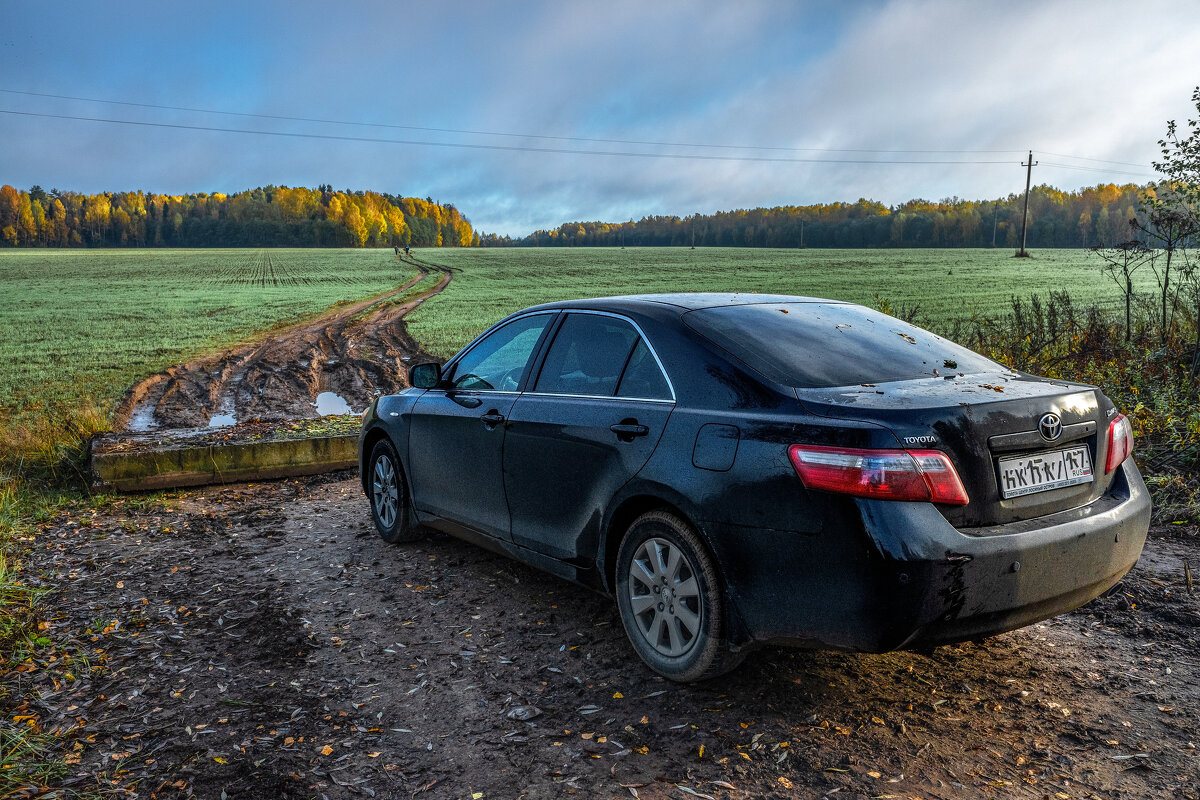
[0,184,478,248]
[485,184,1150,249]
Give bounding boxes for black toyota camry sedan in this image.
[359,294,1150,681]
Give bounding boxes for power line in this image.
[1036,150,1150,169]
[0,108,1025,166]
[1039,160,1155,178]
[0,89,1159,180]
[0,87,1028,156]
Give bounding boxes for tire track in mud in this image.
[116,256,451,430]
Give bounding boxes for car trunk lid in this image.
[796,369,1117,528]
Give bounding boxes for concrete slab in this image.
[92,431,358,492]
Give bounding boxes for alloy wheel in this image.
[372,454,398,529]
[627,536,703,657]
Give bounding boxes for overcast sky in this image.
[2,1,1198,236]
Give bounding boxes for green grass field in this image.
[0,248,418,418]
[406,247,1155,358]
[0,247,1156,424]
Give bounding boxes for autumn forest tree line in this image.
[0,182,1160,251]
[0,185,478,248]
[486,183,1151,249]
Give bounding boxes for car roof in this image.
[524,293,845,313]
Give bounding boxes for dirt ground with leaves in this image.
[10,472,1200,799]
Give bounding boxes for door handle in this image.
[610,421,649,441]
[481,411,506,429]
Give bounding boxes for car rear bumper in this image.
[709,457,1151,652]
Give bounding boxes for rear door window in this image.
[616,339,672,400]
[534,313,639,396]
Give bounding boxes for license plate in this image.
[998,445,1093,499]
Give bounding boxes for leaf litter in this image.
[11,471,1200,798]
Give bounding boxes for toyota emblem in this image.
[1038,412,1063,441]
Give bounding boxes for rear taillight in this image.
[788,444,969,505]
[1105,413,1133,474]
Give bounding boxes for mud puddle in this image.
[312,391,357,416]
[125,402,160,433]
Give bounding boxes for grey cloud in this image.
[2,0,1198,235]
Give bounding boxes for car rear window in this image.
[682,302,998,388]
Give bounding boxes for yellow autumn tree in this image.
[325,194,345,224]
[344,204,368,246]
[276,186,318,223]
[385,207,408,245]
[17,192,36,245]
[83,194,111,244]
[51,198,69,245]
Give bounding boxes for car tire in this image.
[368,438,419,544]
[615,510,743,682]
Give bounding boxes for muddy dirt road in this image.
[115,256,449,431]
[18,473,1200,799]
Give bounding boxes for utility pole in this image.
[1018,150,1037,257]
[992,202,999,248]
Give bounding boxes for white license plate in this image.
[998,445,1093,499]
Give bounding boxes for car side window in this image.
[616,339,672,400]
[449,314,552,391]
[534,314,639,396]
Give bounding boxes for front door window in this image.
[449,314,552,392]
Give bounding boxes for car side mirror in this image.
[408,362,442,389]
